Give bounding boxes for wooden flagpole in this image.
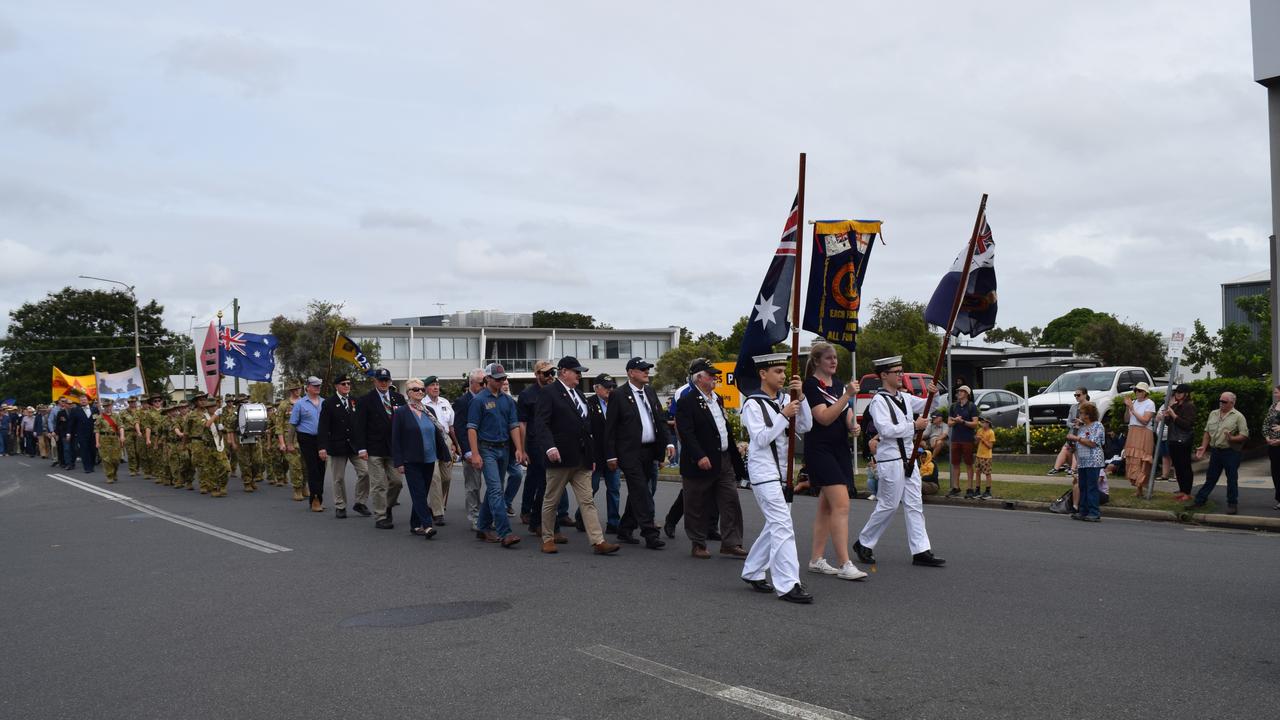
[784,153,807,496]
[913,194,988,450]
[135,353,149,397]
[324,330,337,396]
[91,356,99,403]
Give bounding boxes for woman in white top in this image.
[1122,382,1157,494]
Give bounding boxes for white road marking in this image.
[578,644,865,720]
[18,461,31,467]
[48,474,292,554]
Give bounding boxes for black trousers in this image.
[297,432,325,501]
[664,488,720,531]
[618,444,661,540]
[1168,440,1194,495]
[1270,445,1280,502]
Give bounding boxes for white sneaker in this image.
[837,560,868,581]
[867,494,877,501]
[807,557,839,575]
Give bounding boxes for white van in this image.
[1026,366,1153,426]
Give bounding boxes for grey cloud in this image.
[0,179,80,219]
[165,33,290,96]
[10,90,112,143]
[0,16,17,53]
[359,209,439,233]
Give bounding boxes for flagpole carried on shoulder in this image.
[784,152,807,498]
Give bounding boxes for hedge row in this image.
[1105,378,1271,446]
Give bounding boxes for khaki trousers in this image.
[365,455,402,521]
[427,457,454,517]
[542,465,603,545]
[327,454,370,510]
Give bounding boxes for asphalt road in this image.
[2,456,1278,720]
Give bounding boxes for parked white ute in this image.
[1026,366,1153,427]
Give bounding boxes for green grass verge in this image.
[932,481,1212,515]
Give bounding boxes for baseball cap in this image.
[484,363,508,380]
[626,357,653,371]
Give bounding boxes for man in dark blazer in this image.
[606,357,674,549]
[52,397,71,468]
[676,359,748,558]
[352,367,406,528]
[317,373,360,518]
[577,373,621,534]
[65,392,97,473]
[531,357,619,556]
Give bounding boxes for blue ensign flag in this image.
[217,325,278,382]
[923,219,998,337]
[733,195,799,395]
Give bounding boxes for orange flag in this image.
[52,366,97,402]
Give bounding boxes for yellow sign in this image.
[712,361,740,410]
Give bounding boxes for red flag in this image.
[200,322,220,396]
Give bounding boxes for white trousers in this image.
[741,480,800,596]
[857,458,931,555]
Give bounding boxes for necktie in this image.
[573,392,587,419]
[636,387,650,420]
[381,393,392,416]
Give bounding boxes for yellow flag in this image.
[52,366,97,402]
[331,333,372,375]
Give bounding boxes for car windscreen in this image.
[1044,371,1115,393]
[859,377,882,394]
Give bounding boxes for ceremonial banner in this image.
[217,325,278,382]
[52,366,96,402]
[94,365,145,402]
[801,219,881,350]
[733,195,799,395]
[199,322,221,396]
[923,218,998,337]
[331,333,374,377]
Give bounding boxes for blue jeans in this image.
[1077,466,1101,519]
[590,467,622,527]
[1195,448,1241,506]
[505,458,524,511]
[476,444,514,538]
[402,462,436,529]
[0,431,6,455]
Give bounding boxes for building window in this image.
[468,338,480,359]
[411,338,424,359]
[393,338,409,360]
[378,338,394,361]
[605,339,619,359]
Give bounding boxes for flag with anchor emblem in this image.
[733,195,799,395]
[801,219,881,351]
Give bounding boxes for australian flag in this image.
[923,218,998,337]
[733,195,799,395]
[217,325,278,382]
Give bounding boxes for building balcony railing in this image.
[486,358,537,373]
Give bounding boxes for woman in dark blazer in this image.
[391,379,442,539]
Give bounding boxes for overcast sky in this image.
[0,1,1270,351]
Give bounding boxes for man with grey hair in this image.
[1190,391,1249,514]
[676,358,748,559]
[453,368,487,530]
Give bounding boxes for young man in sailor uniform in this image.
[739,353,815,604]
[853,356,946,568]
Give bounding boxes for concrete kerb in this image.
[923,494,1280,533]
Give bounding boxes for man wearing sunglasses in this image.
[318,373,361,519]
[1190,392,1249,514]
[518,360,570,538]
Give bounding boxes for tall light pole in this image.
[79,275,140,360]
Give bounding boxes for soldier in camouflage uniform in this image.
[187,394,230,496]
[121,397,142,477]
[234,394,265,491]
[218,395,238,478]
[154,401,173,486]
[171,400,196,489]
[277,381,306,501]
[141,394,164,480]
[263,404,286,487]
[93,401,125,483]
[220,396,249,491]
[162,404,186,489]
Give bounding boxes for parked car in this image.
[970,388,1028,428]
[1026,366,1153,426]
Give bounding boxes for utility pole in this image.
[232,298,241,395]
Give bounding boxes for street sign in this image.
[1168,326,1187,359]
[712,361,740,409]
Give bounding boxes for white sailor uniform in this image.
[740,392,813,596]
[857,389,933,555]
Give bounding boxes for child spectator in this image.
[974,416,995,499]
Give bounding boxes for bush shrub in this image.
[993,425,1066,453]
[1104,378,1270,447]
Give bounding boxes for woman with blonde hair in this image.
[801,342,866,581]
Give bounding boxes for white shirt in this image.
[425,395,454,428]
[741,392,812,484]
[699,388,729,451]
[1128,398,1155,428]
[870,389,927,463]
[630,382,656,444]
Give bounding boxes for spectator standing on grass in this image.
[1122,382,1157,496]
[1262,385,1280,511]
[1067,401,1104,522]
[1048,388,1088,476]
[1189,392,1248,515]
[949,386,978,498]
[974,416,995,499]
[1162,384,1197,502]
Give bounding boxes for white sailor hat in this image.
[873,355,903,372]
[752,352,790,368]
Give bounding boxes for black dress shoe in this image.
[779,584,814,604]
[742,577,775,594]
[644,538,666,550]
[912,550,946,567]
[617,533,640,545]
[335,508,347,519]
[386,507,393,523]
[352,503,372,517]
[852,540,875,565]
[663,522,676,539]
[375,518,394,530]
[433,515,447,526]
[605,524,619,535]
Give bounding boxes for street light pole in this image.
[79,275,140,360]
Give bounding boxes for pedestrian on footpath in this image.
[1190,392,1249,515]
[1067,402,1104,522]
[1162,384,1197,501]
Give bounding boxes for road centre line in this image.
[48,474,292,554]
[578,644,864,720]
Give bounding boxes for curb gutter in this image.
[923,495,1280,533]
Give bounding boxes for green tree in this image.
[983,325,1041,346]
[853,297,942,377]
[0,288,187,406]
[1041,308,1110,348]
[1182,319,1217,373]
[270,301,379,387]
[1181,296,1271,378]
[654,340,723,390]
[532,310,611,329]
[1072,317,1170,376]
[719,316,750,359]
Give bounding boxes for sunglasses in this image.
[540,370,556,377]
[336,381,351,386]
[1219,399,1232,404]
[408,387,426,392]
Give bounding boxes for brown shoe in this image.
[720,545,749,558]
[691,545,711,559]
[292,488,305,501]
[593,542,620,555]
[310,497,323,512]
[478,530,499,543]
[541,541,558,553]
[500,534,521,548]
[553,533,569,544]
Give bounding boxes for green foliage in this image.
[0,287,188,406]
[532,310,608,329]
[1073,316,1169,376]
[437,379,467,399]
[654,340,723,389]
[1182,296,1271,378]
[1100,378,1269,447]
[719,316,750,360]
[984,325,1042,347]
[1105,392,1166,433]
[270,300,379,385]
[1005,380,1050,395]
[725,408,744,443]
[1042,307,1110,348]
[992,425,1067,453]
[853,297,942,378]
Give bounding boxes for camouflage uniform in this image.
[93,412,124,483]
[166,406,193,489]
[277,394,306,501]
[121,402,142,476]
[141,401,163,479]
[187,400,230,496]
[263,406,286,487]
